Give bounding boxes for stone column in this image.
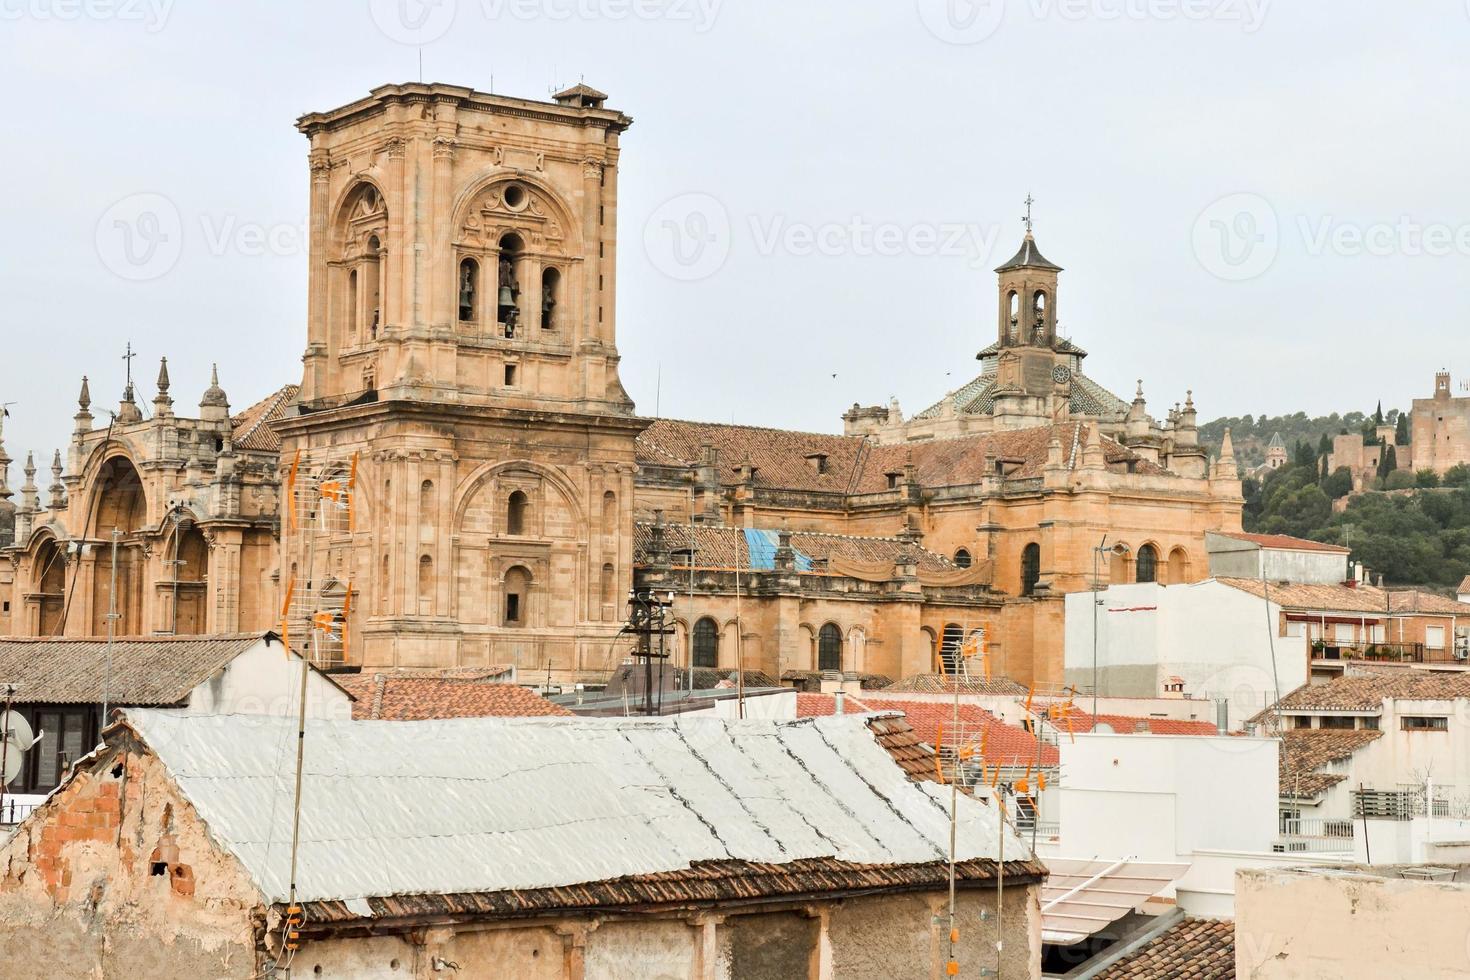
[304,149,332,401]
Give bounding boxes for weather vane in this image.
[1023,193,1035,235]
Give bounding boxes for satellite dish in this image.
[0,711,35,786]
[1093,722,1116,735]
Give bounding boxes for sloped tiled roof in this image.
[1261,671,1470,715]
[1095,917,1236,979]
[995,234,1063,272]
[1218,579,1470,616]
[1280,729,1383,798]
[633,522,957,575]
[336,671,571,720]
[912,369,1130,423]
[796,693,1058,767]
[230,383,299,452]
[1212,531,1349,554]
[1459,575,1470,595]
[884,673,1028,696]
[637,418,1163,495]
[0,633,269,706]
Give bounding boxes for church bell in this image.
[498,285,515,307]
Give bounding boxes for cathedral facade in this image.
[0,82,1244,693]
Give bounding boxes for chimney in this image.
[834,690,845,715]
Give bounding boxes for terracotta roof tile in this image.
[1219,578,1470,616]
[1279,729,1383,798]
[1459,575,1470,595]
[635,418,1166,495]
[1213,531,1350,554]
[884,673,1028,696]
[336,671,572,720]
[634,522,957,575]
[0,633,271,706]
[824,694,1060,768]
[1095,917,1236,979]
[1062,713,1220,736]
[1259,670,1470,715]
[231,384,299,452]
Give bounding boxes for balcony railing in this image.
[1313,642,1466,665]
[1275,817,1355,853]
[0,798,38,825]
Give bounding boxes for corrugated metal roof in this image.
[118,710,1032,906]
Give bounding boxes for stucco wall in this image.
[1236,866,1470,979]
[187,637,354,720]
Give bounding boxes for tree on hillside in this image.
[1417,469,1442,489]
[1375,401,1384,426]
[1445,464,1470,488]
[1379,444,1398,481]
[1318,433,1333,457]
[1396,412,1411,445]
[1324,467,1354,499]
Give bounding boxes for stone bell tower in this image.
[990,199,1072,427]
[276,83,647,674]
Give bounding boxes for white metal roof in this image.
[120,709,1026,905]
[1041,858,1189,945]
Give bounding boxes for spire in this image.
[47,450,65,510]
[73,375,95,438]
[20,452,38,513]
[199,363,230,423]
[78,376,91,412]
[154,357,173,416]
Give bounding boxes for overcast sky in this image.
[2,0,1469,471]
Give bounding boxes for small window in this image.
[693,617,719,668]
[818,624,843,673]
[1020,543,1041,597]
[504,566,531,628]
[1135,544,1159,584]
[1426,626,1447,650]
[458,258,478,321]
[1363,716,1380,731]
[954,548,972,569]
[1292,716,1314,729]
[504,364,518,387]
[886,473,900,490]
[1402,716,1448,732]
[1320,716,1355,730]
[507,491,528,536]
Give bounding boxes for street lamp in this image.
[1091,537,1131,722]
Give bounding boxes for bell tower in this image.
[995,197,1062,349]
[276,83,647,674]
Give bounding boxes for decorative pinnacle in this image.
[157,357,170,394]
[78,376,91,411]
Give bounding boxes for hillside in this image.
[1199,407,1403,469]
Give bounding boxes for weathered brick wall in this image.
[0,744,262,979]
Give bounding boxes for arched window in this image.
[419,480,437,540]
[940,624,964,673]
[1167,547,1188,585]
[1021,543,1041,597]
[347,269,359,344]
[507,490,528,536]
[417,555,434,613]
[818,624,843,672]
[693,617,719,668]
[1007,291,1020,340]
[602,490,617,536]
[34,538,65,636]
[458,258,478,322]
[504,566,531,627]
[1136,545,1159,584]
[498,234,524,335]
[541,267,561,331]
[366,235,382,338]
[954,548,973,569]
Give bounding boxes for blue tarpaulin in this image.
[743,528,813,572]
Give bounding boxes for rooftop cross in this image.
[121,341,136,393]
[1023,193,1035,235]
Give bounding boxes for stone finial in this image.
[20,451,39,513]
[1083,423,1106,470]
[47,450,65,510]
[1046,432,1064,469]
[199,364,230,423]
[154,357,173,416]
[117,374,142,424]
[1220,427,1236,462]
[78,376,91,411]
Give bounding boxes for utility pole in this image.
[101,529,121,728]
